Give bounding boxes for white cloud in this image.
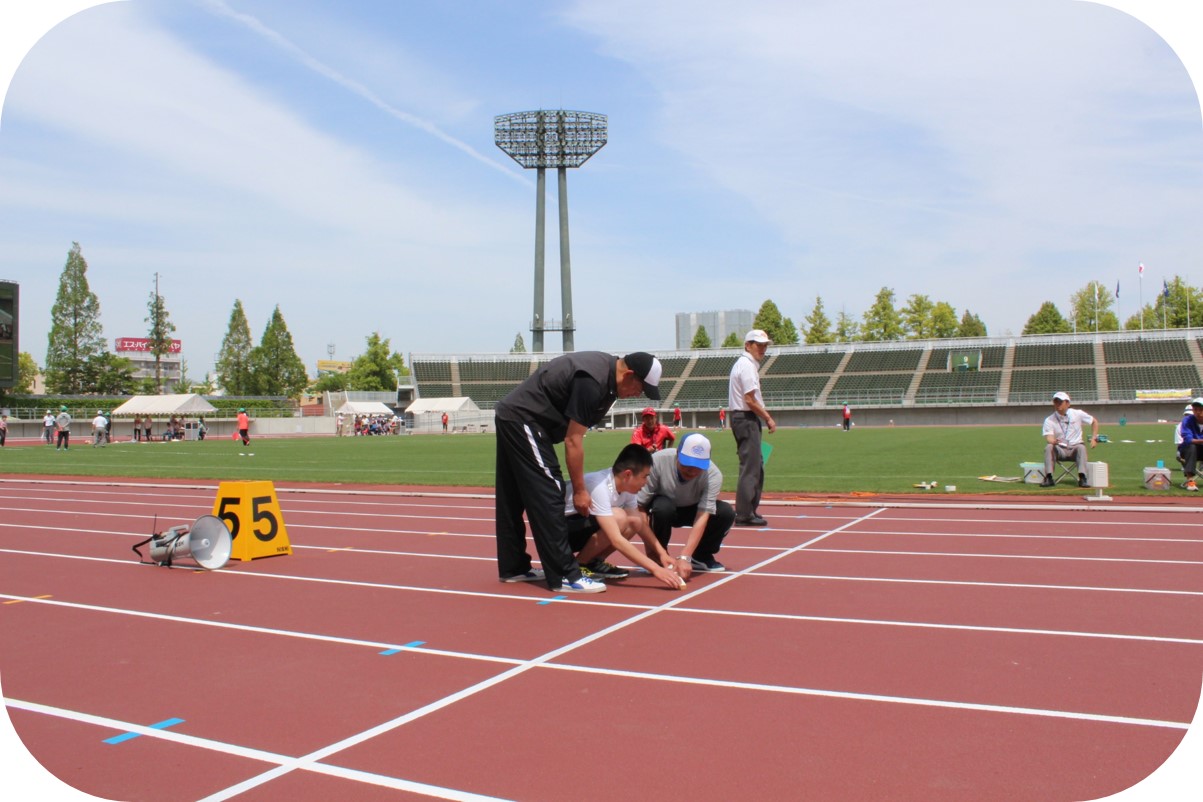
[562,0,1203,327]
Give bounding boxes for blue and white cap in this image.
[677,433,711,470]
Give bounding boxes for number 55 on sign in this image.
[212,481,293,561]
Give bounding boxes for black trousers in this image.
[1179,442,1200,477]
[647,495,735,561]
[494,418,581,585]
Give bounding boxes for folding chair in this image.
[1052,457,1079,485]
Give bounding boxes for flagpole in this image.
[1139,262,1145,332]
[1094,282,1099,333]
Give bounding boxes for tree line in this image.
[683,278,1203,348]
[12,243,409,399]
[687,289,987,348]
[1022,278,1203,334]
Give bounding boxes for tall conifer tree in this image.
[216,300,254,395]
[249,306,308,397]
[45,242,107,393]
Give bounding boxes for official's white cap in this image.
[677,433,712,470]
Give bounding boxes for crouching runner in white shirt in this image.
[565,444,687,590]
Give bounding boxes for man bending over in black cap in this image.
[494,351,663,594]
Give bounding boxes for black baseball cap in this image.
[624,352,662,400]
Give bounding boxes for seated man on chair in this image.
[1041,391,1098,488]
[1176,398,1203,491]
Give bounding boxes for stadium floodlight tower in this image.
[495,109,607,352]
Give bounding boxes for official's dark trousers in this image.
[494,418,581,585]
[647,495,734,561]
[1179,442,1200,477]
[731,411,764,518]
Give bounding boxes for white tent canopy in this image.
[405,397,480,414]
[111,394,218,416]
[335,400,396,417]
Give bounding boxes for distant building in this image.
[115,337,183,392]
[675,309,753,350]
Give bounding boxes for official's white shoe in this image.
[556,576,606,594]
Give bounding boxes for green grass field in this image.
[0,423,1186,496]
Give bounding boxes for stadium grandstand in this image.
[410,328,1203,428]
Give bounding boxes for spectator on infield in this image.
[565,444,686,589]
[1177,398,1203,491]
[636,432,735,576]
[631,406,675,453]
[91,410,108,447]
[494,350,663,594]
[728,329,775,525]
[55,405,72,451]
[237,407,251,445]
[1041,391,1098,488]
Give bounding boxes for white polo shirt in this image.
[564,468,638,518]
[1042,408,1093,447]
[728,351,762,412]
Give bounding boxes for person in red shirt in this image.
[442,412,449,433]
[236,407,250,445]
[631,407,676,452]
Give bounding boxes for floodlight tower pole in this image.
[533,166,547,353]
[557,165,575,351]
[495,109,606,353]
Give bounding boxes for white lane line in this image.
[675,606,1203,645]
[806,547,1203,566]
[830,529,1203,543]
[3,698,513,802]
[748,571,1203,597]
[194,508,891,800]
[5,543,1201,642]
[540,663,1191,730]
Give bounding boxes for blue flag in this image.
[1164,279,1171,298]
[1115,281,1119,299]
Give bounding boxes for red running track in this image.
[0,477,1201,801]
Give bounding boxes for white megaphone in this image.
[142,515,232,570]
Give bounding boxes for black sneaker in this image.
[1078,474,1089,488]
[689,556,726,572]
[583,559,629,580]
[734,515,768,526]
[1039,475,1056,488]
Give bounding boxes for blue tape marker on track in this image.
[379,649,401,656]
[380,641,426,655]
[537,595,567,605]
[104,717,184,744]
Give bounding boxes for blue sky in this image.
[1,0,1201,381]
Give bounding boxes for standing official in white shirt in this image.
[728,329,776,525]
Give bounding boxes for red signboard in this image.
[115,337,182,353]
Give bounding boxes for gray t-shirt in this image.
[636,448,723,514]
[55,412,72,432]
